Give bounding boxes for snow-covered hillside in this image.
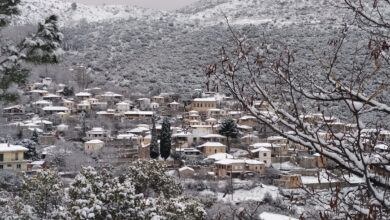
[13,0,167,26]
[177,0,347,27]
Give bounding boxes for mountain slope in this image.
[19,0,367,98]
[13,0,166,26]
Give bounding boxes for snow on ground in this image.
[272,161,300,170]
[259,212,298,220]
[301,170,365,184]
[217,184,280,203]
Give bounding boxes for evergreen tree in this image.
[31,129,39,144]
[18,139,39,161]
[0,3,62,102]
[160,117,171,160]
[61,86,74,96]
[150,115,159,159]
[218,118,238,153]
[21,169,65,218]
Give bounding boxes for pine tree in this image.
[150,115,159,159]
[160,117,172,160]
[21,169,65,218]
[0,3,62,102]
[218,118,238,153]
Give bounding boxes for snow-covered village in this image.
[0,0,389,219]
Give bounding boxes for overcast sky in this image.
[65,0,200,11]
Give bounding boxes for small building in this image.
[116,102,130,113]
[178,166,195,178]
[206,108,226,119]
[62,99,75,110]
[0,143,29,171]
[215,158,265,178]
[42,106,71,115]
[84,139,104,152]
[251,147,272,167]
[274,174,302,189]
[151,96,165,104]
[238,115,257,126]
[150,102,160,110]
[76,100,91,112]
[204,153,233,162]
[197,142,226,156]
[86,127,109,141]
[3,105,25,115]
[42,94,62,103]
[75,92,92,100]
[169,101,180,111]
[42,77,52,86]
[200,134,226,144]
[191,98,217,112]
[124,111,154,120]
[33,100,52,112]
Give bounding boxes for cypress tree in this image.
[150,115,159,159]
[218,118,238,153]
[160,117,171,160]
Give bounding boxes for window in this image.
[0,165,3,169]
[15,153,18,161]
[0,154,3,162]
[215,149,217,153]
[17,164,21,169]
[264,153,267,157]
[264,160,267,164]
[7,164,12,167]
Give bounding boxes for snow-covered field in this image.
[217,184,279,203]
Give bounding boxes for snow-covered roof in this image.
[259,212,298,220]
[128,127,149,133]
[124,111,154,115]
[57,124,68,128]
[267,136,286,141]
[172,132,192,137]
[197,142,226,148]
[375,144,389,150]
[205,118,217,122]
[3,105,23,110]
[42,106,69,111]
[201,134,226,139]
[85,139,104,144]
[240,115,256,120]
[117,133,140,140]
[102,92,122,97]
[116,102,129,105]
[33,100,52,105]
[30,161,45,165]
[237,125,252,130]
[0,143,28,153]
[206,153,233,161]
[250,147,271,153]
[75,92,92,97]
[251,143,272,148]
[179,166,194,172]
[215,158,264,165]
[193,97,216,102]
[170,101,179,105]
[43,93,61,98]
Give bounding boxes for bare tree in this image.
[206,1,390,218]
